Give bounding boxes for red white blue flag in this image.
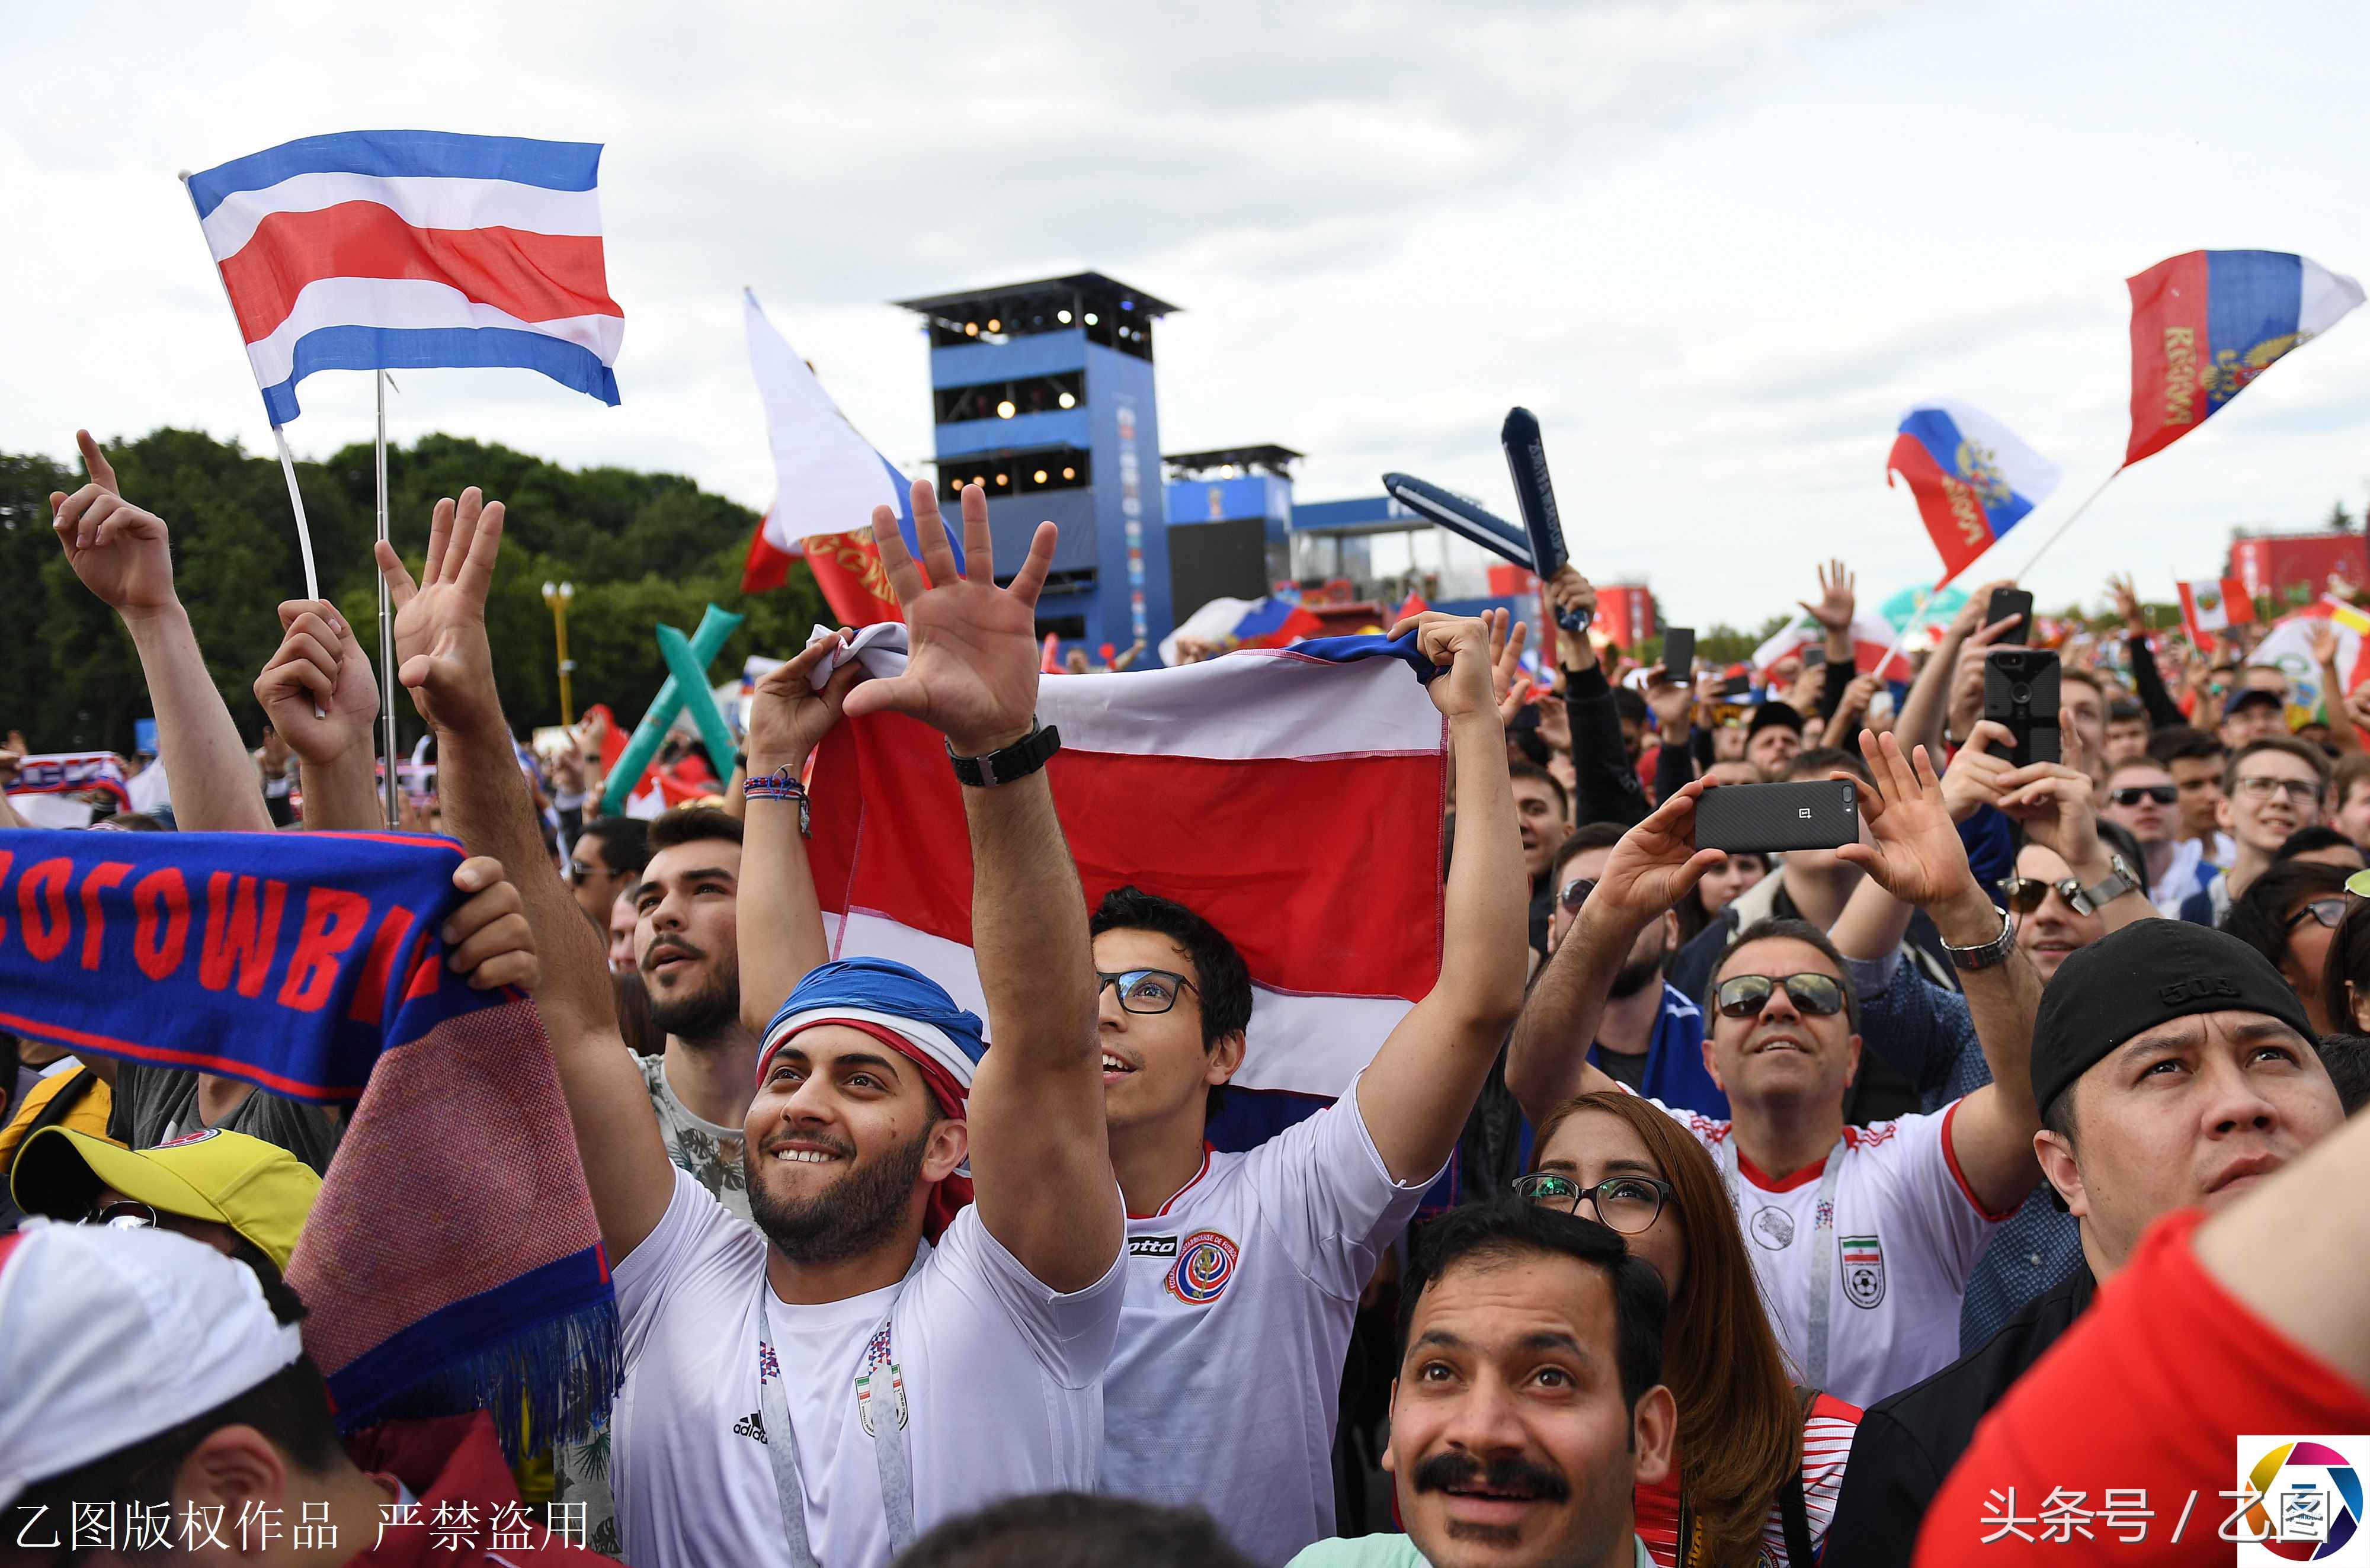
[2125,250,2362,466]
[185,131,623,424]
[1886,401,2061,588]
[804,624,1443,1147]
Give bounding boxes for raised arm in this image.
[1505,778,1728,1124]
[252,599,386,831]
[376,487,675,1264]
[49,431,269,832]
[845,480,1120,1292]
[1351,613,1530,1182]
[1833,731,2041,1214]
[1798,558,1858,709]
[736,631,864,1032]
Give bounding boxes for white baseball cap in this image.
[0,1221,305,1509]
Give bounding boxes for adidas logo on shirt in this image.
[732,1410,768,1444]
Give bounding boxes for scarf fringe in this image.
[333,1298,621,1463]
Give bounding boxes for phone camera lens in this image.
[2011,682,2033,704]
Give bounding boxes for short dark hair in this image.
[2147,725,2226,768]
[2225,736,2333,797]
[2108,698,2146,725]
[1613,687,1650,726]
[1509,760,1570,820]
[2314,1034,2370,1117]
[1091,887,1253,1041]
[2225,860,2352,975]
[646,804,744,855]
[1554,821,1631,878]
[1395,1198,1666,1415]
[2334,753,2370,807]
[2,1275,339,1552]
[2322,898,2370,1043]
[578,815,652,877]
[1783,746,1872,789]
[892,1491,1256,1568]
[1710,916,1862,1035]
[2278,825,2362,864]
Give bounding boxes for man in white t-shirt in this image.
[738,612,1531,1564]
[414,478,1126,1568]
[1507,732,2048,1407]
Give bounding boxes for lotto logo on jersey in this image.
[1840,1234,1885,1309]
[1165,1230,1240,1304]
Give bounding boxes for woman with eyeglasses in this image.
[1516,1091,1859,1567]
[2321,890,2370,1035]
[2224,858,2354,1033]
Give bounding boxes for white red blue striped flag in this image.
[184,130,623,424]
[804,624,1445,1146]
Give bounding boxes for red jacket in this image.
[344,1413,623,1566]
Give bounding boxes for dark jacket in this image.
[1821,1264,2097,1567]
[1562,664,1649,829]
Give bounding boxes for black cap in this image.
[1748,701,1805,739]
[2226,688,2286,716]
[2031,921,2315,1116]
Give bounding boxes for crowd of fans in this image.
[5,433,2370,1567]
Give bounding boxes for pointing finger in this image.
[76,431,118,496]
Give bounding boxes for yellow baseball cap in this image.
[11,1127,320,1275]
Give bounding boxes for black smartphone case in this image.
[1983,652,2061,768]
[1693,780,1860,854]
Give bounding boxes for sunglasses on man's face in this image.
[1558,876,1597,913]
[1996,875,2091,915]
[2106,784,2177,807]
[1714,972,1846,1019]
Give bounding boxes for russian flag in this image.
[185,131,623,425]
[805,624,1443,1147]
[1157,594,1325,665]
[2126,250,2363,466]
[1886,402,2061,588]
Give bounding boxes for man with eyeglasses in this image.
[2098,755,2213,915]
[2179,736,2331,928]
[1509,735,2047,1407]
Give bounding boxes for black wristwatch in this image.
[947,722,1061,787]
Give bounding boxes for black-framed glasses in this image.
[1511,1172,1674,1234]
[1096,969,1199,1015]
[1997,875,2087,915]
[2106,784,2177,807]
[2288,897,2350,932]
[85,1199,158,1232]
[1714,972,1846,1019]
[1558,876,1596,913]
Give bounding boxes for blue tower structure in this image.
[892,273,1181,662]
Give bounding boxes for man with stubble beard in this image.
[632,806,760,1209]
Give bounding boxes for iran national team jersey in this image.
[609,1169,1126,1568]
[1103,1076,1436,1565]
[1650,1099,2013,1408]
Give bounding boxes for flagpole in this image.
[180,172,320,601]
[1870,587,1936,686]
[2013,464,2128,579]
[376,370,400,829]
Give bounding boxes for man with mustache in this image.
[1825,920,2347,1564]
[1289,1200,1675,1567]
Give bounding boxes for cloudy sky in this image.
[6,0,2363,627]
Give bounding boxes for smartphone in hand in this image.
[1985,587,2035,646]
[1693,780,1860,854]
[1663,627,1696,676]
[1983,649,2061,768]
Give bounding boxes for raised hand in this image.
[1645,665,1693,737]
[1479,608,1530,723]
[1947,615,2022,739]
[1799,558,1857,633]
[1542,566,1597,671]
[748,627,866,772]
[2311,618,2342,671]
[1830,669,1882,736]
[1834,730,1980,910]
[1391,611,1504,723]
[2108,573,2146,633]
[1996,761,2104,874]
[254,599,381,767]
[1584,778,1730,932]
[441,855,540,993]
[1938,719,2019,823]
[49,432,177,619]
[843,481,1051,756]
[375,488,507,737]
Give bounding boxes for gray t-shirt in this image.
[106,1062,343,1173]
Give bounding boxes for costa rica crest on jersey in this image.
[1840,1234,1885,1309]
[1165,1230,1241,1304]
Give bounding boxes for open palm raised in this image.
[844,480,1056,757]
[1834,729,1980,909]
[375,487,507,737]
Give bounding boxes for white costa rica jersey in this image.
[1104,1076,1436,1565]
[1648,1098,2012,1408]
[610,1168,1126,1568]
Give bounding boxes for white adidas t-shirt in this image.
[611,1168,1126,1568]
[1104,1078,1436,1565]
[1649,1099,2010,1409]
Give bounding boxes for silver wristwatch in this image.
[1942,906,2017,971]
[2069,854,2141,916]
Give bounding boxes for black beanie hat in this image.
[2031,919,2317,1117]
[1748,701,1805,739]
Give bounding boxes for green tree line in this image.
[0,428,825,753]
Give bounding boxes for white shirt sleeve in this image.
[1855,1103,2008,1292]
[612,1166,764,1366]
[921,1203,1127,1391]
[1243,1074,1440,1300]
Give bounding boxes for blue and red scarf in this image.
[0,829,616,1454]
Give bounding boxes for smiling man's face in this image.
[2012,842,2103,985]
[1703,935,1860,1115]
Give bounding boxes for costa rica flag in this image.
[2125,250,2362,466]
[1885,402,2061,586]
